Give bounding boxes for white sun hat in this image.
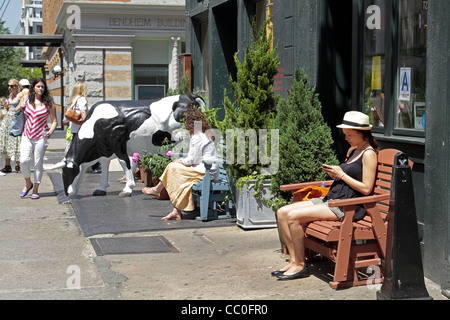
[19,79,30,87]
[337,111,373,130]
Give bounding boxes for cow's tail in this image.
[46,159,67,170]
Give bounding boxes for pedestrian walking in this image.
[0,79,23,174]
[18,78,57,199]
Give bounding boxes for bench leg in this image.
[331,208,355,286]
[197,194,209,221]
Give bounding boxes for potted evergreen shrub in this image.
[268,69,339,210]
[219,18,280,229]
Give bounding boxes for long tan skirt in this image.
[159,162,205,211]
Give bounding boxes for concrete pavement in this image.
[0,129,446,303]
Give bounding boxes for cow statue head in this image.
[60,94,205,197]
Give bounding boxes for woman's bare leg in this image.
[283,204,338,276]
[276,201,316,271]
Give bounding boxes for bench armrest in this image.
[327,194,390,207]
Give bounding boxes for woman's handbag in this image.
[9,109,25,137]
[293,185,330,201]
[65,98,83,125]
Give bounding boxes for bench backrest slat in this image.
[373,149,414,215]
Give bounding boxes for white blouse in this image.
[182,132,218,177]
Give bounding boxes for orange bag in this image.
[293,185,330,201]
[65,97,84,125]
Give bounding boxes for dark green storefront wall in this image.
[187,0,449,292]
[424,0,450,294]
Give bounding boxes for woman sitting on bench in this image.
[142,107,218,221]
[274,111,379,280]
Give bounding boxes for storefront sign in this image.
[108,16,185,30]
[399,67,411,101]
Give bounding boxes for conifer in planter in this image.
[268,69,339,210]
[218,19,280,228]
[219,18,279,184]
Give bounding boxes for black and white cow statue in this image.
[61,94,204,198]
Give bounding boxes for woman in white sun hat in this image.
[274,111,379,280]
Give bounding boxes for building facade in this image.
[42,0,186,127]
[21,0,43,60]
[186,0,449,297]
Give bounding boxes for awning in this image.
[0,34,63,47]
[19,59,46,67]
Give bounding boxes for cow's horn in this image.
[195,97,205,110]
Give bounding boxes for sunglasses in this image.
[8,85,16,88]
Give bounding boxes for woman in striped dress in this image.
[18,78,57,199]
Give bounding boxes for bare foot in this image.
[161,208,182,221]
[142,186,159,197]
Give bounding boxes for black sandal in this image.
[1,165,12,173]
[15,165,21,173]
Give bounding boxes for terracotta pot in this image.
[139,165,153,187]
[138,165,144,183]
[151,176,170,200]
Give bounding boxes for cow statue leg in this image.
[92,157,112,196]
[117,157,136,198]
[66,162,88,197]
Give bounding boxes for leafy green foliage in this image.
[0,22,23,96]
[0,21,43,96]
[267,69,339,209]
[138,150,153,173]
[139,139,173,177]
[147,154,172,178]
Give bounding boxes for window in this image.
[134,64,168,99]
[255,0,274,44]
[135,85,166,100]
[359,0,427,133]
[363,0,387,127]
[396,0,427,131]
[266,0,274,48]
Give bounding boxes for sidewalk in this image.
[0,130,446,301]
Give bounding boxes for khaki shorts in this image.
[310,197,345,220]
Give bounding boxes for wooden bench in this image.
[192,158,236,221]
[280,149,413,289]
